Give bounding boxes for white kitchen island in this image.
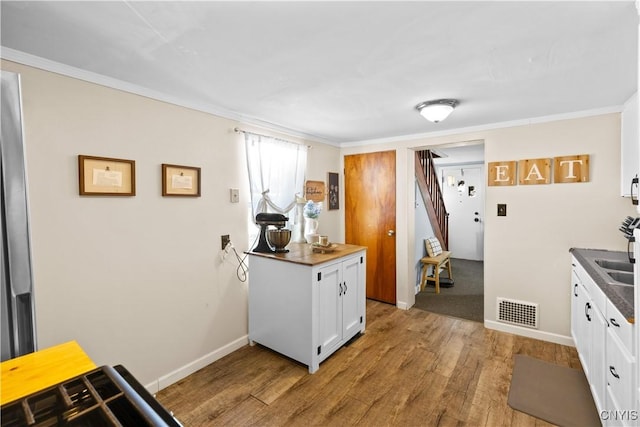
[247,242,367,373]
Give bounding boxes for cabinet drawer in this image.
[606,298,635,354]
[606,329,636,414]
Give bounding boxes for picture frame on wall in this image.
[162,163,201,197]
[328,172,339,210]
[78,155,136,196]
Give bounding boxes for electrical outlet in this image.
[230,188,239,203]
[221,235,230,250]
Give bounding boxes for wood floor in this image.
[156,300,581,426]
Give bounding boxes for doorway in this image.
[440,165,484,261]
[414,142,485,322]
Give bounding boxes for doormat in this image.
[507,354,600,427]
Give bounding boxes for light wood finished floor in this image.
[156,300,581,426]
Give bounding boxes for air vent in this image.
[497,298,538,329]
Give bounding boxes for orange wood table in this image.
[0,340,96,405]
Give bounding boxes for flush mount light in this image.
[416,99,459,123]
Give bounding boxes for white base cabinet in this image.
[248,247,366,373]
[571,254,638,426]
[571,258,607,414]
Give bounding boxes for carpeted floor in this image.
[414,258,484,323]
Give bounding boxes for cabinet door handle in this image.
[343,281,347,295]
[338,283,343,296]
[585,302,591,322]
[610,318,620,328]
[609,366,620,379]
[573,283,578,297]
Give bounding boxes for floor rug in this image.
[508,354,600,427]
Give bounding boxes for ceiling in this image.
[1,1,637,145]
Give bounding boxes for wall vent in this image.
[496,298,539,329]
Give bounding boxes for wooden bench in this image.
[419,251,452,294]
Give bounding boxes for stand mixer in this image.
[253,213,291,253]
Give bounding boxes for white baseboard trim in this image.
[145,335,249,394]
[484,320,575,347]
[397,301,410,310]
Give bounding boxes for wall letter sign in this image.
[554,154,589,183]
[518,158,551,185]
[489,154,589,187]
[488,161,517,186]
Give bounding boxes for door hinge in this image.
[317,346,321,355]
[360,316,363,323]
[360,256,363,264]
[317,272,321,281]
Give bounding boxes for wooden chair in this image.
[419,251,452,294]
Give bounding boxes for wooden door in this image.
[345,151,396,304]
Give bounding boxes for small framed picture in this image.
[328,172,339,210]
[78,155,136,196]
[162,164,201,197]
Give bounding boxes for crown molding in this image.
[0,47,338,147]
[1,47,626,150]
[340,105,624,148]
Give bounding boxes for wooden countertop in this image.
[248,242,366,266]
[1,340,97,405]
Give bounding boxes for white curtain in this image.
[244,132,307,221]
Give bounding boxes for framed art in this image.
[78,155,135,196]
[328,172,339,210]
[162,163,201,197]
[305,180,325,202]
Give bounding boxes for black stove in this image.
[1,365,182,426]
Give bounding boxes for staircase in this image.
[415,150,449,250]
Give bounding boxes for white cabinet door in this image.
[572,274,591,377]
[318,262,342,355]
[341,254,363,339]
[591,303,607,413]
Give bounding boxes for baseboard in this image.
[145,335,249,394]
[484,320,575,347]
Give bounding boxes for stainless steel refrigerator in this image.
[1,71,37,361]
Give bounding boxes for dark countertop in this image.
[570,248,634,323]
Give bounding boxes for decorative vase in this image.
[304,217,319,244]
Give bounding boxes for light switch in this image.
[497,203,507,216]
[230,188,240,203]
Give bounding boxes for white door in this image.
[441,166,484,260]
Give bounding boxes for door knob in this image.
[388,230,395,236]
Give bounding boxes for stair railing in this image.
[415,150,449,250]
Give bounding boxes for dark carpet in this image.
[414,258,484,323]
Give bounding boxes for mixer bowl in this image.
[267,229,291,252]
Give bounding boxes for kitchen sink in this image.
[607,271,634,286]
[594,259,634,272]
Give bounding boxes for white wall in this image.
[1,60,341,390]
[342,113,637,343]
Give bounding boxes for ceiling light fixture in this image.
[416,99,459,123]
